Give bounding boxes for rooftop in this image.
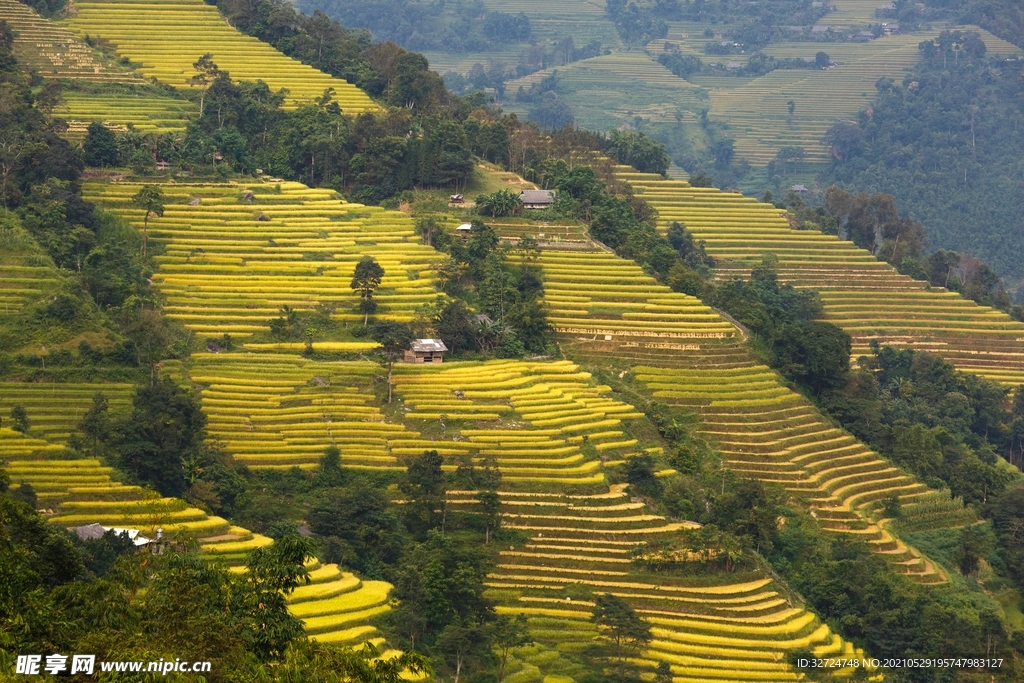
[410,339,448,353]
[520,189,556,204]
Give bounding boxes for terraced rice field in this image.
[0,229,61,314]
[0,0,141,82]
[448,485,867,680]
[0,390,391,647]
[82,180,441,338]
[504,52,707,130]
[56,91,194,138]
[63,0,378,111]
[617,168,1024,387]
[538,247,969,582]
[173,354,644,485]
[0,383,134,443]
[394,359,646,485]
[169,354,421,471]
[699,33,931,165]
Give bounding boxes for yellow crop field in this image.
[620,167,1024,387]
[83,180,441,337]
[536,243,955,583]
[63,0,377,111]
[0,0,141,82]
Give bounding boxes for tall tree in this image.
[83,122,119,167]
[493,613,531,682]
[399,449,446,538]
[189,53,221,117]
[351,255,385,324]
[131,185,164,257]
[591,593,652,683]
[115,379,206,498]
[369,320,413,403]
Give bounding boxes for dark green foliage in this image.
[603,131,670,176]
[9,404,29,433]
[83,122,120,167]
[308,483,405,577]
[605,0,668,45]
[435,299,477,353]
[130,184,163,257]
[2,492,426,678]
[439,219,551,355]
[656,50,702,79]
[528,92,574,131]
[665,221,713,270]
[590,593,651,682]
[624,454,663,499]
[703,254,850,395]
[821,345,1017,507]
[986,485,1024,590]
[770,321,851,396]
[317,445,346,487]
[233,534,317,660]
[369,320,414,402]
[76,528,137,577]
[275,640,429,683]
[823,54,1024,281]
[113,378,206,497]
[475,188,522,217]
[351,255,385,323]
[399,450,447,539]
[389,530,494,652]
[10,481,37,508]
[955,524,995,576]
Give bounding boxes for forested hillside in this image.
[821,43,1024,284]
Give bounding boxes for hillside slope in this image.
[615,168,1024,388]
[62,0,378,111]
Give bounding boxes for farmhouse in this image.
[520,189,555,209]
[404,338,448,364]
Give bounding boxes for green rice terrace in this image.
[615,167,1024,387]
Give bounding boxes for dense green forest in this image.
[822,40,1024,284]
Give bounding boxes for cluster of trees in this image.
[908,0,1024,52]
[671,0,828,49]
[820,345,1024,506]
[604,130,671,176]
[812,187,1022,317]
[427,220,553,357]
[81,62,475,201]
[605,0,670,46]
[821,48,1024,286]
[61,383,248,516]
[710,255,853,396]
[0,483,428,682]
